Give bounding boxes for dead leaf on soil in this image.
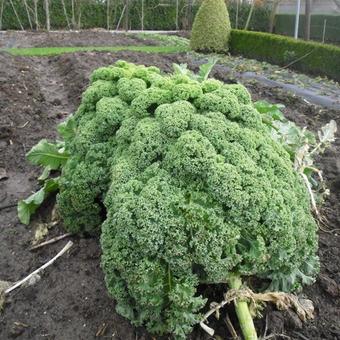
[32,220,59,245]
[0,168,8,181]
[51,204,60,222]
[0,280,13,311]
[33,223,51,245]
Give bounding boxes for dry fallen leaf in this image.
[33,223,50,245]
[0,168,8,181]
[0,280,13,311]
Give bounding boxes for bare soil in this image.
[0,50,339,340]
[0,30,158,48]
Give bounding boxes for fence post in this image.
[322,19,327,43]
[294,0,301,39]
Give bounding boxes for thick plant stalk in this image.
[228,275,258,340]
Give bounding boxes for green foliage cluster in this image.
[190,0,231,53]
[1,0,106,30]
[1,0,270,32]
[17,139,68,225]
[2,0,198,31]
[54,60,318,338]
[230,29,340,82]
[275,14,340,43]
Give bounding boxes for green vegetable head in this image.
[57,60,318,339]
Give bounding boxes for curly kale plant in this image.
[22,61,320,339]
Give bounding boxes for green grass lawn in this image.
[3,45,188,56]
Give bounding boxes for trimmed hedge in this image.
[275,14,340,43]
[230,29,340,82]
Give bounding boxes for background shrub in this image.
[190,0,231,53]
[1,0,269,32]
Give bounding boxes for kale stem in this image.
[228,275,258,340]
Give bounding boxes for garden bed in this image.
[0,50,339,339]
[0,29,160,48]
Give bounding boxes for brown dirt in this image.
[0,50,339,340]
[0,30,158,48]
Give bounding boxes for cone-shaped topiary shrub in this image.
[190,0,231,53]
[52,61,319,339]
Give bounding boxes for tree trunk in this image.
[235,0,239,29]
[0,0,5,31]
[71,0,76,29]
[124,0,129,31]
[23,0,33,29]
[175,0,179,30]
[9,0,24,30]
[244,0,255,30]
[61,0,71,29]
[33,0,39,30]
[186,0,193,30]
[113,0,118,26]
[304,0,311,40]
[107,0,110,30]
[116,4,125,31]
[77,0,81,30]
[44,0,50,31]
[141,0,144,31]
[269,0,281,33]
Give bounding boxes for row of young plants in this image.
[18,58,336,339]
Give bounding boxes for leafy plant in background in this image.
[255,100,337,212]
[18,61,336,340]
